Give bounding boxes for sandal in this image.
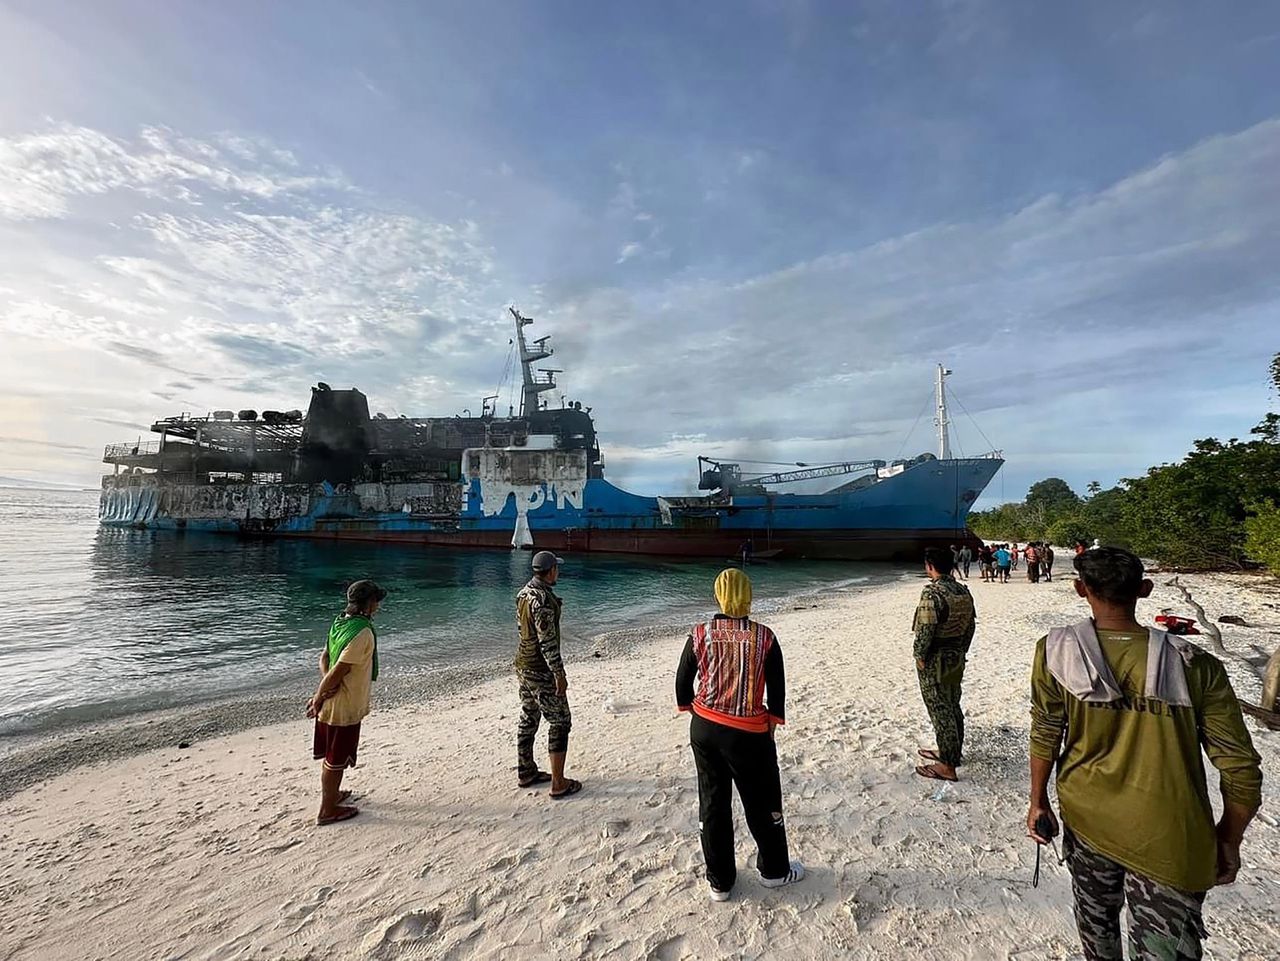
[918,749,963,766]
[550,778,584,799]
[914,764,958,783]
[316,805,360,826]
[518,771,553,788]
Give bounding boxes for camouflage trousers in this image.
[516,669,572,781]
[916,648,965,766]
[1064,827,1207,961]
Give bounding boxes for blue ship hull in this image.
[101,455,1001,560]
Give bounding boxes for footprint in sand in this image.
[487,845,535,873]
[281,884,334,922]
[368,908,444,958]
[647,934,689,961]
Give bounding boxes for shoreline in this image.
[0,571,892,801]
[4,568,1278,959]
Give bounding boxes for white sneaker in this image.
[759,861,805,888]
[708,886,732,902]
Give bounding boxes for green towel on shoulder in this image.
[328,614,379,681]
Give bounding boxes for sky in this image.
[1,1,1278,503]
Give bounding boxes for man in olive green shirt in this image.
[1027,548,1262,960]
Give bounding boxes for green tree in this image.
[1244,500,1280,574]
[1045,514,1092,548]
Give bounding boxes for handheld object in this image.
[1032,814,1061,888]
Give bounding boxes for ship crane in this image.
[698,456,887,492]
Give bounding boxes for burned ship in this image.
[100,308,1002,559]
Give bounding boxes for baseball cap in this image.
[531,551,564,573]
[346,579,388,605]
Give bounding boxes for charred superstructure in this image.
[102,309,1000,559]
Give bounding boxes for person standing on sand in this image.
[676,568,804,901]
[1027,548,1262,960]
[957,544,972,580]
[994,544,1012,582]
[514,551,582,798]
[307,579,386,826]
[1041,543,1055,582]
[1025,542,1040,583]
[913,547,976,782]
[979,544,994,581]
[1010,541,1020,571]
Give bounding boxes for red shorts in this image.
[313,721,361,771]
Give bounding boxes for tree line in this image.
[968,352,1280,573]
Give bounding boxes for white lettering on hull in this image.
[462,443,589,548]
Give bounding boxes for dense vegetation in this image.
[969,354,1280,573]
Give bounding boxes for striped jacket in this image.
[675,615,785,734]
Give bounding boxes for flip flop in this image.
[518,771,554,788]
[918,749,963,766]
[550,778,584,799]
[914,764,958,783]
[316,805,360,826]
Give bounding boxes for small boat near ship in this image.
[100,308,1002,560]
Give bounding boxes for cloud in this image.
[3,112,1278,497]
[205,332,311,368]
[92,417,148,431]
[0,123,346,222]
[0,435,94,453]
[615,242,643,264]
[0,122,510,420]
[544,119,1280,490]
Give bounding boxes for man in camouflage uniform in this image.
[912,546,976,782]
[514,551,582,798]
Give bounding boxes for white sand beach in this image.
[3,570,1278,961]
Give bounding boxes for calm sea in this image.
[0,487,901,738]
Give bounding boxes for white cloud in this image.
[547,119,1280,491]
[0,122,512,482]
[0,123,345,222]
[615,242,643,264]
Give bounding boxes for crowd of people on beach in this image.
[955,540,1060,584]
[302,542,1264,961]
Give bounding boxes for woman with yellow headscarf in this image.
[675,568,805,901]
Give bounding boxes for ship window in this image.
[468,454,480,473]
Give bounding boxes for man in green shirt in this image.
[1027,548,1262,960]
[913,546,976,782]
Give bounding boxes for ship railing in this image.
[104,440,163,460]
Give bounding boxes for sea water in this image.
[0,487,902,737]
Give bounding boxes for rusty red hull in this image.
[269,523,981,561]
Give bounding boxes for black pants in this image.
[689,713,790,890]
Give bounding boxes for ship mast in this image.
[934,363,953,460]
[509,307,557,417]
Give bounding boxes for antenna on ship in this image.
[934,363,953,460]
[509,306,557,418]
